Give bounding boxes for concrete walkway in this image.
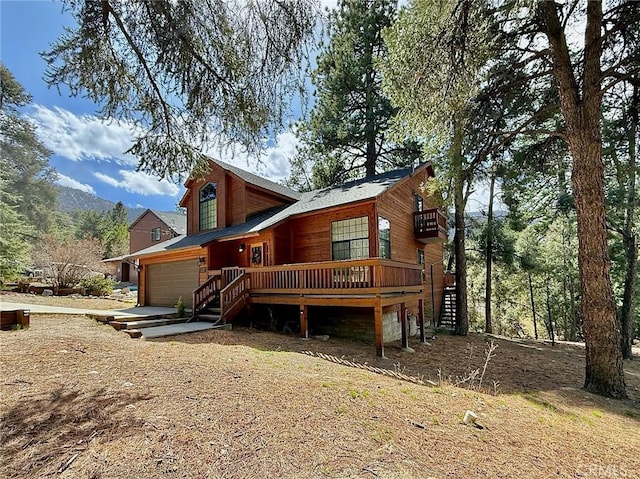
[0,301,176,319]
[134,322,229,339]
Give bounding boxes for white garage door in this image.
[146,260,199,309]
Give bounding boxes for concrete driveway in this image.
[0,302,177,319]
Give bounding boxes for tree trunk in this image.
[529,272,538,340]
[621,79,638,360]
[569,273,578,342]
[452,119,469,336]
[364,27,376,178]
[485,174,495,334]
[542,0,626,398]
[545,275,555,346]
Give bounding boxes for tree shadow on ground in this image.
[0,387,152,479]
[151,327,640,416]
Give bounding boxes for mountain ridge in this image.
[56,185,180,224]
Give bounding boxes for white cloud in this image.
[27,105,139,165]
[94,170,180,197]
[56,173,96,195]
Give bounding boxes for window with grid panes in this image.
[199,182,217,231]
[151,227,161,241]
[378,217,391,259]
[331,216,369,260]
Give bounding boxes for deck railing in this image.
[414,208,447,240]
[221,267,246,288]
[247,258,423,294]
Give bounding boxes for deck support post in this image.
[418,298,425,343]
[300,304,308,339]
[374,303,384,358]
[400,303,409,350]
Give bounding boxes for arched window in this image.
[199,182,217,230]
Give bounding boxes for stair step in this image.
[122,321,231,339]
[111,317,189,331]
[198,314,222,323]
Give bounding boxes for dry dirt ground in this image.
[1,307,639,478]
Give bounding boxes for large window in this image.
[331,216,369,260]
[151,227,161,241]
[199,182,217,231]
[378,217,391,259]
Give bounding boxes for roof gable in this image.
[180,158,300,206]
[128,209,187,235]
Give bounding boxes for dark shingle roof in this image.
[211,158,301,200]
[247,167,414,231]
[127,207,286,259]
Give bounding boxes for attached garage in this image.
[146,259,199,309]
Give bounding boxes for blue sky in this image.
[0,0,325,211]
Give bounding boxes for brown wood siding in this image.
[289,202,376,263]
[377,168,444,320]
[129,212,179,253]
[227,175,246,226]
[273,224,291,265]
[246,186,290,217]
[146,259,200,308]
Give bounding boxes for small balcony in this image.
[414,209,448,244]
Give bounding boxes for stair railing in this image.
[192,274,221,318]
[220,272,251,323]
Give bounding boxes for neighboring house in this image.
[129,158,447,356]
[105,210,187,283]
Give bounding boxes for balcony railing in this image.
[246,258,423,295]
[413,208,447,243]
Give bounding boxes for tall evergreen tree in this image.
[603,76,639,360]
[0,177,32,283]
[384,0,639,398]
[0,64,58,233]
[288,0,421,191]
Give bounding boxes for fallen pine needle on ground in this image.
[1,312,638,479]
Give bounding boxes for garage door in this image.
[147,260,199,308]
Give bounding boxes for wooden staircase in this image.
[192,269,250,324]
[438,287,456,329]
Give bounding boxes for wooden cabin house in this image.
[129,159,447,356]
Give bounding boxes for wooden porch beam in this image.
[300,304,308,339]
[374,303,384,358]
[400,303,409,350]
[418,298,425,343]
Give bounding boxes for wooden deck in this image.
[196,259,427,357]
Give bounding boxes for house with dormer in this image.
[128,159,447,356]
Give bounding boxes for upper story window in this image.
[331,216,369,260]
[151,227,161,241]
[378,217,391,259]
[199,182,218,231]
[414,192,424,212]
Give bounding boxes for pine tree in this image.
[43,0,319,177]
[288,0,421,190]
[0,64,58,233]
